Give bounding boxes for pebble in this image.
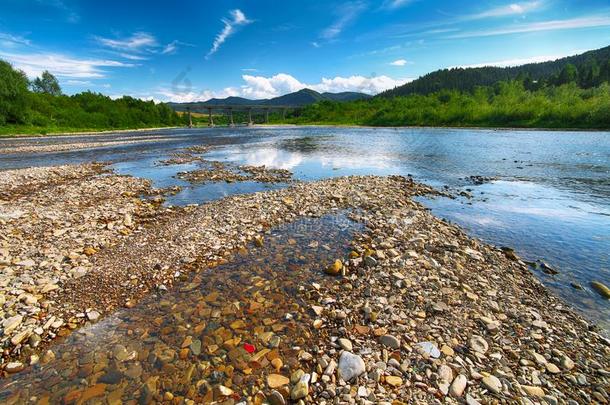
[481,375,502,394]
[450,374,468,397]
[337,338,353,351]
[338,351,366,382]
[379,334,400,349]
[268,390,286,405]
[469,336,489,354]
[416,341,441,358]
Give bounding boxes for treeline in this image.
[0,59,181,135]
[381,45,610,97]
[282,81,610,129]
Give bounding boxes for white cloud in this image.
[311,75,409,95]
[156,73,409,102]
[321,1,367,40]
[0,51,135,79]
[207,9,252,58]
[454,50,588,68]
[118,53,149,61]
[95,32,158,51]
[0,33,31,48]
[450,15,610,38]
[65,80,92,86]
[390,59,408,66]
[381,0,416,10]
[161,40,195,55]
[465,1,543,20]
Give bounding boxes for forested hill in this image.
[380,45,610,97]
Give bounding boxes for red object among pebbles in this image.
[244,343,256,353]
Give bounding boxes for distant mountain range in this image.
[168,88,370,110]
[379,45,610,98]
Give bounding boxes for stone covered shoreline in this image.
[0,163,608,404]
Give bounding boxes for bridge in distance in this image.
[180,104,303,127]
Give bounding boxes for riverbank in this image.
[0,162,608,404]
[0,125,182,139]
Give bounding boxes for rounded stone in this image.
[338,351,366,382]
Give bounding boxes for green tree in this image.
[555,63,579,86]
[0,60,30,124]
[31,70,62,96]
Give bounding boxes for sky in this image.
[1,0,609,102]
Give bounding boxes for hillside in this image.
[380,45,610,97]
[169,88,370,111]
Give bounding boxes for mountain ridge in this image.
[379,45,610,98]
[168,88,371,110]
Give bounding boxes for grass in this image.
[0,124,182,138]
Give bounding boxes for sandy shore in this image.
[0,163,608,404]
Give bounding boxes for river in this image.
[1,126,608,330]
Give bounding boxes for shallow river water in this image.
[0,126,608,331]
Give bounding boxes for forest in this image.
[281,80,610,129]
[0,59,182,136]
[380,45,610,97]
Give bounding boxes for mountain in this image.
[202,96,262,106]
[379,45,610,98]
[168,88,371,111]
[322,91,372,102]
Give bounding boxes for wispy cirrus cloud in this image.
[0,33,31,48]
[162,40,195,55]
[358,1,546,41]
[95,32,158,51]
[320,1,367,41]
[95,32,193,59]
[381,0,417,10]
[463,1,544,20]
[207,9,252,59]
[0,51,135,79]
[449,15,610,38]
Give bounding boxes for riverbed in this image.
[1,126,608,331]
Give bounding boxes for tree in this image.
[555,63,579,86]
[0,59,30,124]
[31,70,62,96]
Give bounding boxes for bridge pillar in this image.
[248,108,253,126]
[229,108,235,127]
[265,108,269,124]
[208,108,214,127]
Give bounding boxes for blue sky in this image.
[1,0,609,101]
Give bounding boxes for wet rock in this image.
[5,362,24,373]
[268,390,286,405]
[591,281,610,299]
[268,374,290,389]
[86,310,101,322]
[325,259,343,276]
[291,374,310,400]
